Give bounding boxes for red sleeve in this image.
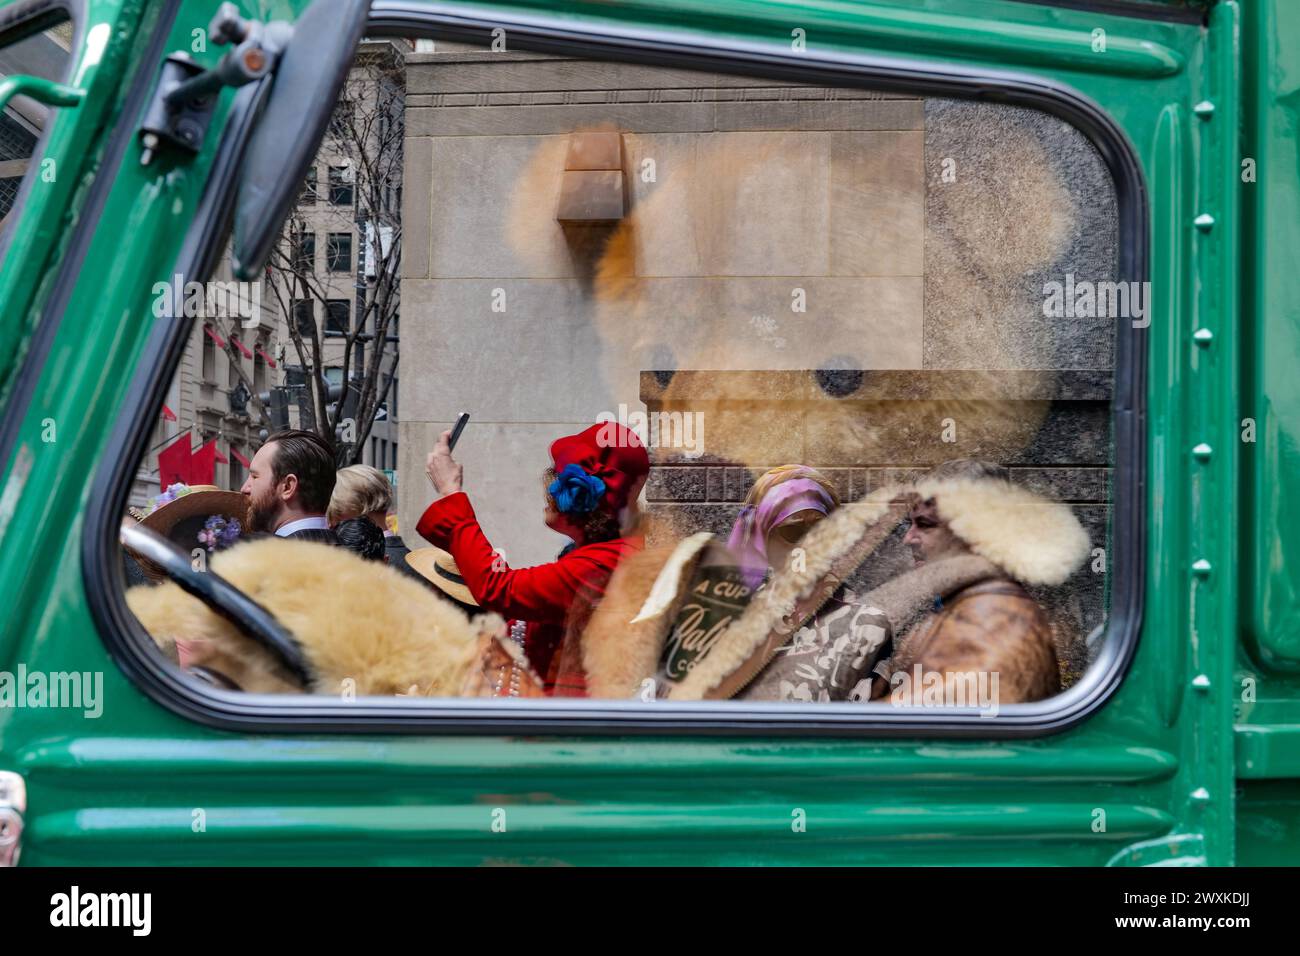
[416,492,632,624]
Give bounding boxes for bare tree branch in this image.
[264,45,405,465]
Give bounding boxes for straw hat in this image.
[130,484,249,581]
[404,546,479,607]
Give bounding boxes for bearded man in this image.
[240,429,339,545]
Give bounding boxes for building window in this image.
[293,230,315,271]
[328,165,353,207]
[230,452,244,490]
[292,300,315,336]
[201,326,215,382]
[327,232,353,273]
[325,300,349,336]
[300,166,317,205]
[254,350,267,393]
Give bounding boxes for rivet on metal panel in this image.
[1191,674,1211,692]
[1192,443,1213,461]
[1193,328,1214,346]
[1194,213,1216,231]
[1190,787,1211,803]
[1192,100,1215,119]
[1192,559,1212,577]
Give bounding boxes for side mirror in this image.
[230,0,370,280]
[0,74,82,113]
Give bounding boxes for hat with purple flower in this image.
[130,483,248,581]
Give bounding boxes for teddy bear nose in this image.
[647,344,676,388]
[814,356,864,398]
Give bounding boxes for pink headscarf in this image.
[726,476,836,588]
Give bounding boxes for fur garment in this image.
[582,478,1091,700]
[584,488,902,699]
[127,537,500,696]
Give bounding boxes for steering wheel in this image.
[120,518,312,686]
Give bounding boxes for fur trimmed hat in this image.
[913,475,1091,587]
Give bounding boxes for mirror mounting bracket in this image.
[138,3,290,166]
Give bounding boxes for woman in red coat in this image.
[418,422,650,697]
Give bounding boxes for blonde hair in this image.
[328,464,393,525]
[744,464,841,510]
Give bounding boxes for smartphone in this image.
[448,412,470,451]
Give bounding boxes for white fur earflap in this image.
[915,478,1090,587]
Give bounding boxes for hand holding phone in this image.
[426,413,469,498]
[448,412,470,452]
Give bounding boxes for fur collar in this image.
[582,488,900,699]
[667,489,900,700]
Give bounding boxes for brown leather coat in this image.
[874,577,1060,704]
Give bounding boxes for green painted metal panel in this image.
[1239,0,1300,674]
[1231,0,1300,866]
[1236,780,1300,866]
[0,0,151,407]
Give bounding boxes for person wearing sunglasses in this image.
[579,464,895,703]
[727,464,840,589]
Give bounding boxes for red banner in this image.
[231,335,253,359]
[160,403,177,422]
[190,440,218,486]
[157,433,192,488]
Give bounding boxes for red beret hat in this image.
[550,422,651,514]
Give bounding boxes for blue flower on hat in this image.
[548,464,607,515]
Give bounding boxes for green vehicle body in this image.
[0,0,1297,866]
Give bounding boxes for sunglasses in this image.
[771,514,824,545]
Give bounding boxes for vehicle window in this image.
[119,36,1131,720]
[0,12,74,250]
